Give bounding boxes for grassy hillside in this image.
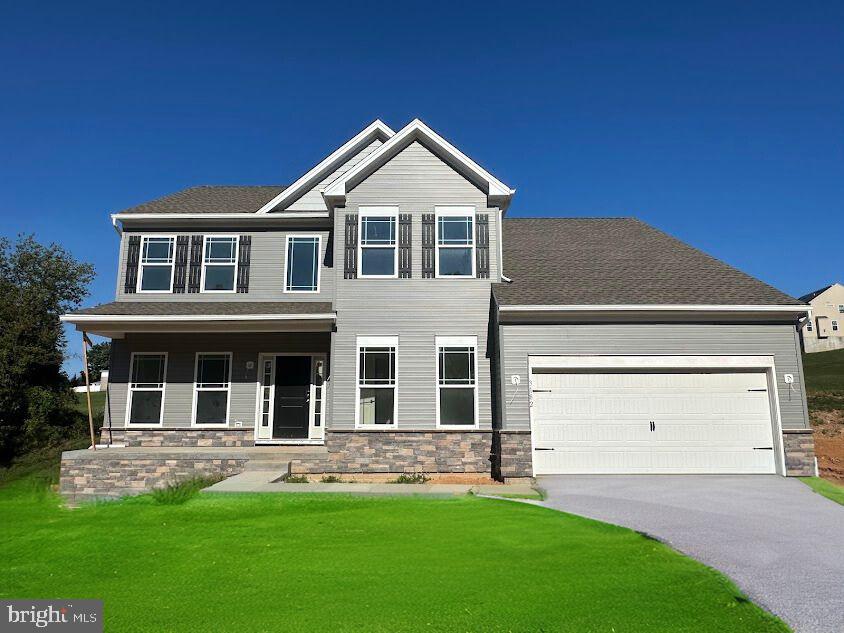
[802,348,844,397]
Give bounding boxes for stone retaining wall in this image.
[60,457,247,504]
[782,430,816,476]
[292,431,493,474]
[100,428,254,448]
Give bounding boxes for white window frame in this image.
[806,320,813,332]
[435,206,476,279]
[283,234,322,293]
[125,352,168,427]
[136,235,176,293]
[358,206,399,279]
[355,335,399,429]
[191,352,233,427]
[200,235,239,294]
[833,320,840,332]
[435,335,479,429]
[838,304,844,314]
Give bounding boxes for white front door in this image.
[531,370,777,475]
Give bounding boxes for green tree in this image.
[0,235,94,463]
[86,341,111,383]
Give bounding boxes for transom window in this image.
[138,236,175,292]
[356,336,397,426]
[436,207,475,277]
[359,207,398,278]
[436,336,477,427]
[193,353,231,426]
[285,235,321,292]
[202,236,238,292]
[127,353,167,425]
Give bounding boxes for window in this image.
[138,236,175,292]
[436,336,477,427]
[192,353,231,426]
[436,207,475,277]
[806,320,813,332]
[356,336,397,426]
[359,207,398,278]
[126,353,167,425]
[202,236,238,292]
[838,304,844,314]
[285,235,321,292]
[833,320,840,332]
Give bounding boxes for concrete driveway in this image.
[538,475,844,633]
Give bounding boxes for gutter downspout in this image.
[498,208,512,283]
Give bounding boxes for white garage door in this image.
[531,370,777,474]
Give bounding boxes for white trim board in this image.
[498,304,809,313]
[61,313,336,323]
[322,119,515,210]
[256,120,395,214]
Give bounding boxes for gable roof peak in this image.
[323,119,515,210]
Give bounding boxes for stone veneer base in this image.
[782,429,816,476]
[60,457,248,504]
[291,431,494,475]
[100,427,254,448]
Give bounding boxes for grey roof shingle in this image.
[69,302,333,316]
[117,186,287,215]
[493,218,800,306]
[798,284,836,303]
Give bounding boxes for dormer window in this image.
[359,207,398,278]
[436,207,475,277]
[202,236,238,292]
[138,236,175,292]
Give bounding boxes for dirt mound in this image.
[811,408,844,483]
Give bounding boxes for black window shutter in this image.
[398,213,412,278]
[237,235,251,293]
[422,213,435,278]
[172,236,189,293]
[344,213,358,279]
[124,235,141,294]
[475,214,490,279]
[188,235,203,293]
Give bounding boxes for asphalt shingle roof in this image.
[117,186,287,215]
[798,284,837,303]
[493,218,800,306]
[69,302,333,316]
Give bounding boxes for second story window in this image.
[436,207,475,277]
[285,235,321,293]
[359,207,398,278]
[838,304,844,313]
[138,236,175,292]
[202,236,238,292]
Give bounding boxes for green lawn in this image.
[800,477,844,505]
[0,478,788,632]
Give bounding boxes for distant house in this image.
[799,283,844,353]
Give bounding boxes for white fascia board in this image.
[113,212,329,222]
[323,119,515,203]
[60,313,336,323]
[256,120,395,214]
[498,304,809,313]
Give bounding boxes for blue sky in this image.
[1,1,842,373]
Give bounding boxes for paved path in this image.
[538,475,844,633]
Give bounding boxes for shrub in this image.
[151,476,221,505]
[285,474,309,483]
[391,473,430,484]
[320,475,344,483]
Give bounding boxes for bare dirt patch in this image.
[810,408,844,483]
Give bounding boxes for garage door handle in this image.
[534,447,555,451]
[532,389,552,393]
[747,388,767,392]
[753,447,773,450]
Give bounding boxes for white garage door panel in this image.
[531,370,777,475]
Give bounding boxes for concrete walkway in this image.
[204,470,538,498]
[538,475,844,633]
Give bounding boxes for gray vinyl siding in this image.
[285,139,383,211]
[330,141,500,430]
[106,333,330,429]
[115,229,333,302]
[499,323,810,432]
